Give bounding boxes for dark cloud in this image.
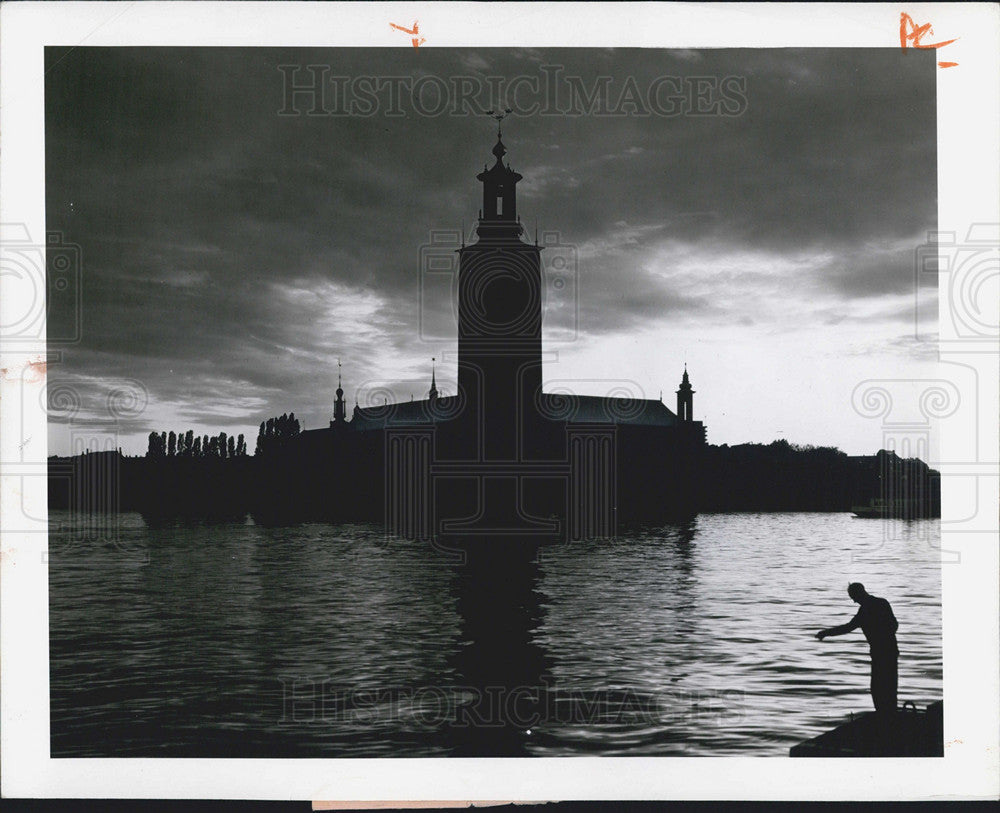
[823,243,934,299]
[45,47,937,453]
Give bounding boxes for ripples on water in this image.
[49,512,940,757]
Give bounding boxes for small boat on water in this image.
[850,498,933,519]
[790,700,942,757]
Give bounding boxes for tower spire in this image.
[676,365,694,422]
[428,357,438,401]
[332,358,346,425]
[477,109,523,235]
[487,107,512,140]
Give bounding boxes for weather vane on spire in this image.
[486,107,512,138]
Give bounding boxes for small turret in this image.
[332,359,347,425]
[428,357,438,403]
[476,110,524,239]
[676,364,694,422]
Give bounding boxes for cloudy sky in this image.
[45,47,938,458]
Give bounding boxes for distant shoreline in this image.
[47,441,940,526]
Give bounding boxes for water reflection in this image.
[442,539,553,755]
[49,512,942,757]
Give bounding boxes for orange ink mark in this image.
[2,358,47,383]
[390,20,426,48]
[24,359,47,384]
[900,12,958,66]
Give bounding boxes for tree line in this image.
[146,430,248,459]
[144,413,304,460]
[254,412,301,456]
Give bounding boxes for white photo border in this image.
[1,1,998,802]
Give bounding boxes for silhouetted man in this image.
[816,582,899,714]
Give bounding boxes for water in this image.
[49,512,941,757]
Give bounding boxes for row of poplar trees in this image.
[145,413,301,459]
[254,413,301,456]
[146,430,248,459]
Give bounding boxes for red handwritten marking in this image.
[900,12,958,67]
[26,359,47,383]
[390,20,425,48]
[1,358,47,383]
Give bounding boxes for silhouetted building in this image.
[48,133,942,529]
[293,127,707,540]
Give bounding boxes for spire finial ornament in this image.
[486,108,512,164]
[332,358,346,424]
[486,107,512,139]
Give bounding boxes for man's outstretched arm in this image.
[815,617,860,640]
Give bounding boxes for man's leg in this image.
[871,655,898,713]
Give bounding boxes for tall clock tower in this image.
[456,127,544,463]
